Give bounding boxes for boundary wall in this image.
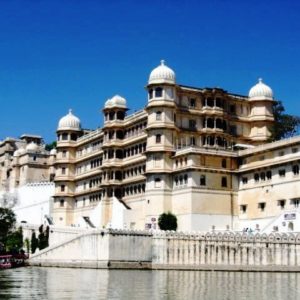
[29,229,300,271]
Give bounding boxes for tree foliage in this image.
[158,212,178,231]
[0,207,16,250]
[271,101,300,141]
[45,141,57,151]
[31,231,38,254]
[6,227,23,253]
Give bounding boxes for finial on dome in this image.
[160,59,165,66]
[258,78,263,83]
[68,109,73,114]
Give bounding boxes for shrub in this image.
[158,212,178,231]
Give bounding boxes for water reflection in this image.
[0,267,299,299]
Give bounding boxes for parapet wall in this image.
[29,229,300,271]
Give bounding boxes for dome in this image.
[18,148,26,155]
[26,142,39,151]
[104,99,112,108]
[110,95,127,108]
[148,60,176,85]
[50,148,57,155]
[13,149,21,157]
[57,109,81,131]
[249,78,273,100]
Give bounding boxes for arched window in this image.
[155,177,161,188]
[156,111,162,121]
[222,159,227,168]
[156,134,161,143]
[184,174,188,184]
[155,87,163,98]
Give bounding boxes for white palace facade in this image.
[1,61,300,232]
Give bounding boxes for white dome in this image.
[104,99,112,108]
[148,60,176,85]
[50,148,57,155]
[13,149,21,157]
[110,95,127,108]
[26,142,39,151]
[104,95,127,109]
[249,78,273,100]
[57,109,81,131]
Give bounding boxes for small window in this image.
[200,175,206,186]
[254,173,260,182]
[279,169,286,177]
[60,199,64,207]
[292,148,298,153]
[156,134,161,143]
[155,87,163,98]
[190,136,196,146]
[277,200,286,209]
[258,202,266,212]
[189,119,196,130]
[221,177,227,187]
[154,177,161,188]
[266,170,272,180]
[62,167,66,175]
[156,111,162,121]
[184,174,188,184]
[279,151,285,157]
[291,199,300,208]
[149,89,153,99]
[189,98,196,108]
[61,185,65,192]
[242,177,248,184]
[221,159,227,168]
[260,172,265,181]
[33,156,36,161]
[62,133,68,141]
[293,165,299,175]
[240,205,247,214]
[62,150,67,158]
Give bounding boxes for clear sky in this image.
[0,0,299,143]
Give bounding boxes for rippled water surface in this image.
[0,267,300,299]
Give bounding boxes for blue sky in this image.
[0,0,299,142]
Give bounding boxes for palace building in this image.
[1,61,299,232]
[51,61,300,232]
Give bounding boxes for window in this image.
[154,177,161,188]
[156,111,162,121]
[156,134,161,143]
[189,98,196,108]
[221,177,227,187]
[148,89,153,99]
[155,87,163,98]
[278,200,286,209]
[62,133,68,141]
[242,177,248,184]
[293,165,299,175]
[200,175,206,186]
[279,169,286,177]
[240,205,247,214]
[60,185,65,192]
[62,150,67,158]
[221,159,227,168]
[254,173,260,182]
[266,170,272,180]
[190,136,196,146]
[62,167,66,175]
[292,148,298,153]
[258,202,266,212]
[184,174,188,184]
[279,151,285,157]
[33,156,36,161]
[260,172,265,181]
[189,119,196,130]
[60,199,64,207]
[291,198,300,208]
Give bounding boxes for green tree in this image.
[271,101,300,141]
[0,208,16,250]
[31,231,38,254]
[158,212,178,231]
[6,226,23,253]
[24,238,30,255]
[45,141,57,151]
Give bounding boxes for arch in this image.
[156,111,162,121]
[288,222,294,232]
[155,87,163,98]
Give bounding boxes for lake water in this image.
[0,267,299,299]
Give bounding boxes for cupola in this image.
[249,78,273,100]
[148,60,176,85]
[57,109,81,131]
